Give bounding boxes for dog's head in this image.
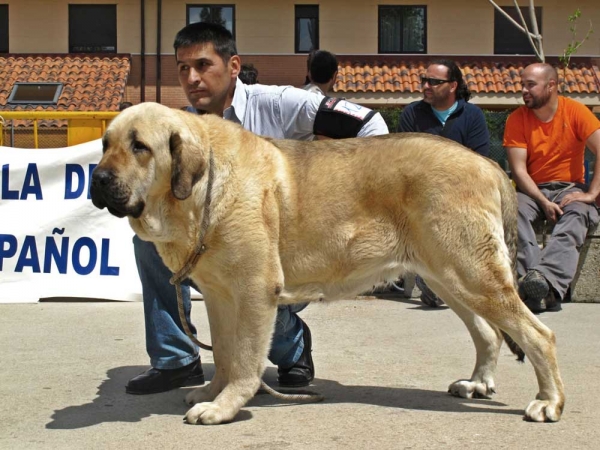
[90,102,208,218]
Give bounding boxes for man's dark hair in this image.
[309,50,339,84]
[239,63,259,85]
[173,22,238,63]
[304,49,317,85]
[429,59,471,101]
[118,101,133,111]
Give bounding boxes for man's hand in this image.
[542,199,563,223]
[560,191,597,207]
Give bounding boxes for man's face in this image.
[521,67,553,110]
[176,43,240,114]
[422,64,456,108]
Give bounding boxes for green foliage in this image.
[483,110,510,166]
[374,107,403,132]
[559,9,594,70]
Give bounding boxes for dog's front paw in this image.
[448,379,496,399]
[525,398,562,422]
[185,384,218,405]
[184,402,235,425]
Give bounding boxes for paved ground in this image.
[1,296,599,450]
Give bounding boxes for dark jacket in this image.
[397,99,490,157]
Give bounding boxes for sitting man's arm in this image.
[507,145,564,222]
[560,129,600,207]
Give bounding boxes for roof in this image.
[0,55,131,112]
[334,60,600,95]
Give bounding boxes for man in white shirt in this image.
[126,22,389,396]
[303,50,339,96]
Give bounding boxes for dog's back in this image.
[267,133,517,305]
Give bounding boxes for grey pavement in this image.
[1,296,599,450]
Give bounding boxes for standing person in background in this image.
[125,21,389,396]
[118,101,133,111]
[303,50,339,95]
[397,59,491,307]
[238,63,259,85]
[504,62,600,313]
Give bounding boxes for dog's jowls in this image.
[91,102,564,425]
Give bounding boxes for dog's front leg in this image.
[185,292,231,406]
[184,284,277,425]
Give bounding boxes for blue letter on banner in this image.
[0,234,18,270]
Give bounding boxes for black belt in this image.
[537,182,576,190]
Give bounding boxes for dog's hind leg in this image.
[425,280,503,400]
[184,283,278,425]
[447,306,503,399]
[447,281,565,422]
[483,297,565,422]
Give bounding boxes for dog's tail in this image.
[497,168,526,362]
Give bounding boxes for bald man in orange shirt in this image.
[504,63,600,313]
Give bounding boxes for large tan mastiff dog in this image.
[91,102,564,425]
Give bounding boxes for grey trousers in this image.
[517,183,599,300]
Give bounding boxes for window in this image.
[379,6,426,54]
[8,83,63,105]
[69,5,117,53]
[295,5,318,53]
[0,4,8,53]
[494,7,542,55]
[187,5,235,38]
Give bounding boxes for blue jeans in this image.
[133,236,307,370]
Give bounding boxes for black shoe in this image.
[521,270,549,303]
[519,271,562,314]
[278,320,315,388]
[126,358,205,395]
[523,297,546,314]
[543,289,563,312]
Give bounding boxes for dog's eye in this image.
[132,140,149,154]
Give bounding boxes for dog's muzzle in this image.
[90,167,144,218]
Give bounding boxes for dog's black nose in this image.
[92,167,114,187]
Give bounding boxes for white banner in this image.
[0,139,142,303]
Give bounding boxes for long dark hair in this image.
[430,59,471,101]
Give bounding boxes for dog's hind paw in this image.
[524,399,562,422]
[184,402,234,425]
[448,379,496,399]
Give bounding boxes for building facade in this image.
[1,0,599,110]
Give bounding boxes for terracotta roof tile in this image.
[335,60,600,95]
[0,54,131,112]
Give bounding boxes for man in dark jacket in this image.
[398,59,489,157]
[397,59,491,306]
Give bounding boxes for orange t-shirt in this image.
[503,96,600,184]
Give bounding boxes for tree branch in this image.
[487,0,544,62]
[488,0,535,37]
[526,0,544,61]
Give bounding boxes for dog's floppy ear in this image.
[169,131,207,200]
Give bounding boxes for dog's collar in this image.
[169,147,215,285]
[169,147,215,352]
